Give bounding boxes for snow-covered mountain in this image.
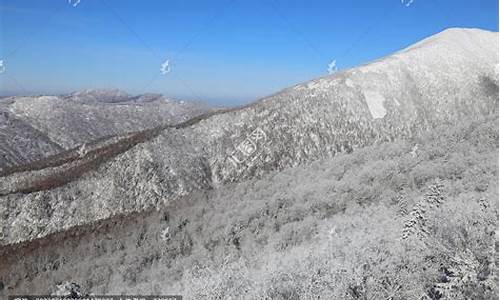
[0,91,212,171]
[0,26,498,298]
[65,89,131,103]
[0,28,497,248]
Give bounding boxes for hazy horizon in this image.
[0,0,498,105]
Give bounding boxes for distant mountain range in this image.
[0,90,212,171]
[0,28,498,248]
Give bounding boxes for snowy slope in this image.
[0,28,498,247]
[0,91,212,171]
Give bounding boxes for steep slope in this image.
[0,91,212,171]
[0,114,497,298]
[0,108,64,170]
[0,28,498,247]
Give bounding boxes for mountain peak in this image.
[401,27,498,53]
[0,27,498,247]
[68,89,130,103]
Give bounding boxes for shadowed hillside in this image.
[1,108,497,299]
[0,90,212,172]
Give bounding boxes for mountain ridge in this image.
[0,91,213,172]
[0,27,498,247]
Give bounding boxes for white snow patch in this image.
[345,78,355,88]
[363,91,387,119]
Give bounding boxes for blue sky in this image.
[0,0,498,105]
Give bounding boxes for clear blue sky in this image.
[0,0,498,105]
